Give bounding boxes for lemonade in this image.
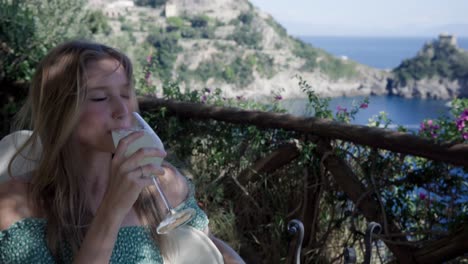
[112,129,165,167]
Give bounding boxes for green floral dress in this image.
[0,195,208,263]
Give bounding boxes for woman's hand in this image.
[101,131,167,220]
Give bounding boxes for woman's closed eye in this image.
[90,97,108,102]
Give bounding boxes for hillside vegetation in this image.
[86,0,381,99]
[394,37,468,85]
[388,35,468,99]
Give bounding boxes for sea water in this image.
[280,95,452,130]
[299,36,468,69]
[286,36,466,126]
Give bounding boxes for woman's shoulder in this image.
[0,179,38,231]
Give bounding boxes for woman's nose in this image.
[111,97,129,120]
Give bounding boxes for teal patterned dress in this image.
[0,193,208,263]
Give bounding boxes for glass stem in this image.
[151,176,173,214]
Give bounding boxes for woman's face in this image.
[73,58,134,153]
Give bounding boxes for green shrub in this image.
[120,21,134,31]
[229,25,262,48]
[166,16,185,32]
[180,26,197,38]
[0,0,92,83]
[85,10,112,35]
[253,52,276,78]
[179,55,255,88]
[190,15,210,28]
[146,31,182,81]
[238,12,254,25]
[193,61,224,82]
[200,27,215,39]
[228,57,254,87]
[293,38,356,79]
[134,0,167,8]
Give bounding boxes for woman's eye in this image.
[121,94,130,99]
[90,97,107,102]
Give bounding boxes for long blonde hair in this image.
[9,40,167,261]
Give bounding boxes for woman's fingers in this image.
[112,131,144,162]
[138,163,166,178]
[119,147,167,174]
[126,163,166,188]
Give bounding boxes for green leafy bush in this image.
[229,25,262,49]
[85,10,112,35]
[0,0,38,82]
[166,16,185,32]
[251,52,276,78]
[238,12,254,25]
[146,30,182,81]
[394,40,468,84]
[292,38,357,79]
[190,15,210,28]
[0,0,102,137]
[0,0,101,83]
[134,0,167,8]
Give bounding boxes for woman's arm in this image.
[72,201,124,263]
[75,132,167,263]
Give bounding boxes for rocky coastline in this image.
[92,0,467,101]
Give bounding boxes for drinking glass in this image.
[112,112,195,234]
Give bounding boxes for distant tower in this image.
[165,1,177,17]
[438,33,457,47]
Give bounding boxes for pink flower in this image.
[274,95,282,101]
[463,132,468,140]
[456,115,467,131]
[419,120,440,137]
[146,55,152,63]
[420,122,426,131]
[462,109,468,118]
[336,106,347,113]
[419,192,427,200]
[360,103,368,109]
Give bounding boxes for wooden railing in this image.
[139,96,468,263]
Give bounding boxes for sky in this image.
[249,0,468,37]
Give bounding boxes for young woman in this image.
[0,41,244,263]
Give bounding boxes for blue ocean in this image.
[282,36,468,128]
[299,36,468,69]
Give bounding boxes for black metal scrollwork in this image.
[287,219,304,264]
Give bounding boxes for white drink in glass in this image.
[112,129,164,167]
[111,112,195,234]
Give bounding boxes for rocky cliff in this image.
[91,1,466,100]
[89,0,391,99]
[388,34,468,99]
